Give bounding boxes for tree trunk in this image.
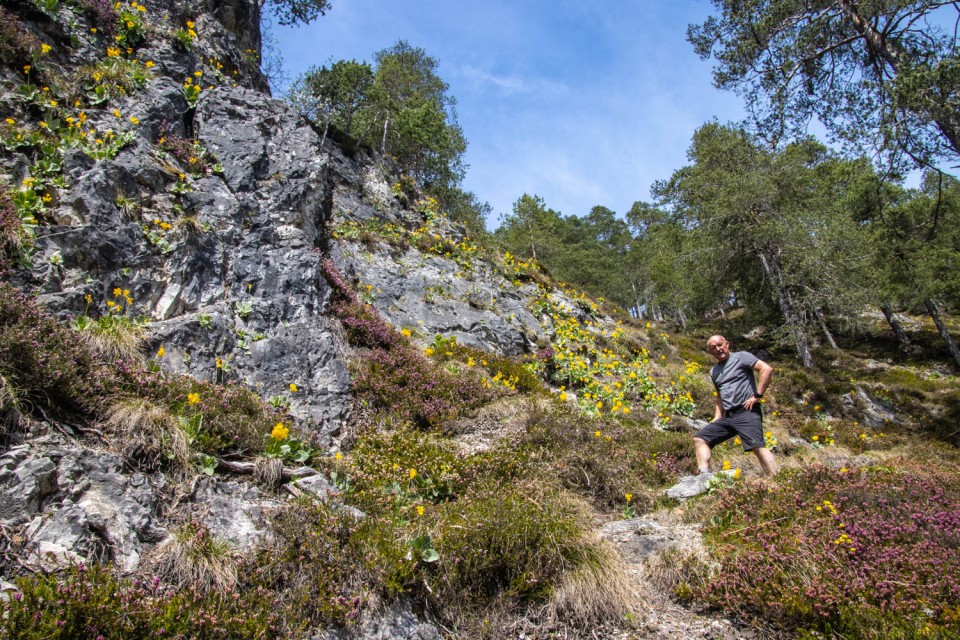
[924,298,960,369]
[380,118,390,154]
[631,281,643,319]
[758,250,814,367]
[813,306,839,350]
[881,303,912,347]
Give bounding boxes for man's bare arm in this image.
[743,360,773,410]
[754,360,773,395]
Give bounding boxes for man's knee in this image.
[693,436,710,447]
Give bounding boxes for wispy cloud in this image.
[453,64,568,97]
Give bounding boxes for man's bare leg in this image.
[751,447,778,477]
[694,437,712,474]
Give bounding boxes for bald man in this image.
[693,335,777,477]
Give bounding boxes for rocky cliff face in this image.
[0,0,572,585]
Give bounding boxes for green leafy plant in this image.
[172,19,198,51]
[405,534,439,563]
[263,422,313,464]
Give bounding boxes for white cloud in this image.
[453,64,568,97]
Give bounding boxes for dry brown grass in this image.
[78,317,146,362]
[544,537,645,627]
[642,544,716,601]
[254,456,283,491]
[102,398,191,477]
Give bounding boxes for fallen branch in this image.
[204,456,320,482]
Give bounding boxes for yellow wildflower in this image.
[156,345,165,358]
[271,422,289,441]
[416,505,425,517]
[409,468,417,480]
[187,392,200,405]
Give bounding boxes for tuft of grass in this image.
[115,367,283,458]
[151,521,238,593]
[544,538,643,628]
[75,314,147,362]
[0,372,24,434]
[102,397,191,477]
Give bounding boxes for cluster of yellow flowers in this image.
[482,370,520,392]
[816,499,839,515]
[106,287,134,313]
[271,422,289,441]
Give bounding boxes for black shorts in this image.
[695,407,764,451]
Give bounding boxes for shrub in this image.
[156,121,218,176]
[0,282,108,418]
[322,258,403,351]
[253,499,369,629]
[351,346,496,428]
[1,563,281,639]
[0,187,23,270]
[0,7,40,66]
[76,0,119,36]
[323,259,496,426]
[694,465,960,637]
[427,480,590,605]
[425,335,546,395]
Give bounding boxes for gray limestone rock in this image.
[191,477,280,552]
[601,518,702,564]
[665,473,716,499]
[664,470,738,499]
[840,387,897,428]
[314,600,442,640]
[0,447,58,526]
[2,445,167,572]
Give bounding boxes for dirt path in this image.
[598,513,780,640]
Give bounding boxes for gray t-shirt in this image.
[711,351,759,411]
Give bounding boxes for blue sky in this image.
[271,1,746,228]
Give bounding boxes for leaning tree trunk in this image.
[881,303,912,347]
[924,298,960,369]
[758,250,814,367]
[813,306,839,350]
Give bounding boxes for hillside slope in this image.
[1,2,959,639]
